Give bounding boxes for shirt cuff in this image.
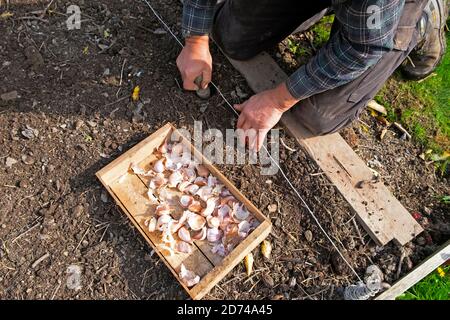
[285,65,318,101]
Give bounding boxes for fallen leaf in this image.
[131,86,140,101]
[380,128,388,140]
[0,11,14,19]
[82,46,89,55]
[101,75,120,87]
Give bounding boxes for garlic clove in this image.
[192,226,207,240]
[196,164,209,177]
[206,227,223,242]
[177,226,192,243]
[187,213,206,231]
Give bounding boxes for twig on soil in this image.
[3,184,17,188]
[39,0,55,19]
[101,96,128,108]
[51,281,62,300]
[396,248,407,280]
[74,226,90,252]
[31,252,50,269]
[247,279,261,293]
[99,224,109,243]
[280,138,297,152]
[393,122,412,140]
[116,58,127,98]
[16,16,49,23]
[309,172,325,176]
[351,216,365,245]
[17,194,35,206]
[11,222,40,243]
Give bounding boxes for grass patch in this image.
[396,265,450,300]
[376,29,450,153]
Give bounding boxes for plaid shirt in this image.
[182,0,405,100]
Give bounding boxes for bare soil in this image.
[0,0,448,300]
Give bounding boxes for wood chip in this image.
[31,253,50,269]
[367,100,387,116]
[393,122,411,140]
[304,230,313,242]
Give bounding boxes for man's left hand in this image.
[234,82,299,151]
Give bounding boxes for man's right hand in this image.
[176,35,212,91]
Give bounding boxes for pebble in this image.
[21,126,38,139]
[1,224,6,229]
[1,90,18,101]
[101,191,109,203]
[19,179,29,188]
[261,274,275,288]
[74,120,84,130]
[267,204,277,213]
[104,274,113,284]
[21,155,35,165]
[304,230,313,242]
[86,120,97,128]
[5,157,18,167]
[72,205,84,218]
[289,276,297,287]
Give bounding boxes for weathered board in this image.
[225,52,423,246]
[96,123,272,300]
[375,240,450,300]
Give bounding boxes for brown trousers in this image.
[212,0,428,136]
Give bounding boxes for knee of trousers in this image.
[211,25,258,61]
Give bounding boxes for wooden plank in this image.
[375,240,450,300]
[225,52,423,246]
[96,123,173,185]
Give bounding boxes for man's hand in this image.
[176,35,212,91]
[234,82,299,151]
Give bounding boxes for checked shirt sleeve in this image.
[182,0,218,38]
[286,0,405,100]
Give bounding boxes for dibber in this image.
[194,75,211,99]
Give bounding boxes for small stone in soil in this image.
[21,125,38,139]
[101,191,109,203]
[267,204,277,213]
[1,90,19,101]
[21,155,35,165]
[261,274,275,288]
[5,157,18,167]
[74,120,84,130]
[72,205,83,218]
[289,276,297,287]
[304,230,313,242]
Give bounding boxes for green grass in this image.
[396,265,450,300]
[310,15,334,48]
[376,28,450,153]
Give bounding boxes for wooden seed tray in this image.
[96,123,272,300]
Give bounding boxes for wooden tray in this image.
[96,123,272,299]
